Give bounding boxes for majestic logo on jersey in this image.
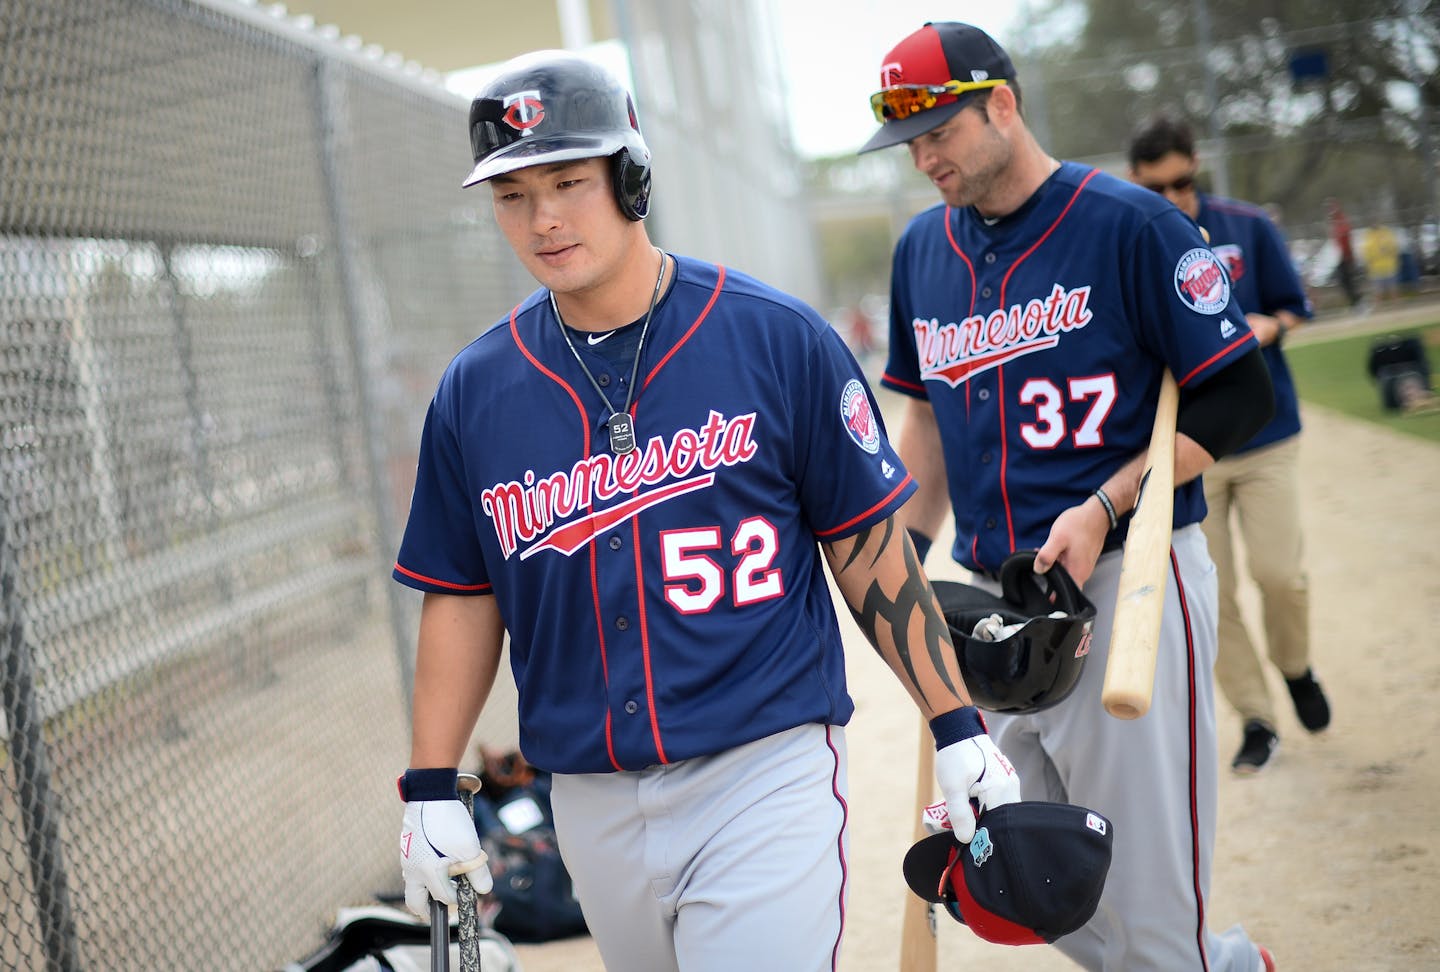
[502,90,545,134]
[480,410,758,560]
[1173,247,1230,314]
[914,284,1094,388]
[1212,243,1245,283]
[840,379,881,454]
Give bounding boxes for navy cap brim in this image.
[858,95,972,154]
[902,832,958,904]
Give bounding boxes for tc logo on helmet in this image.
[502,90,545,134]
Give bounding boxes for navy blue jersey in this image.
[882,163,1256,576]
[1196,193,1310,452]
[394,256,915,774]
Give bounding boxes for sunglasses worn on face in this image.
[1141,173,1196,194]
[870,78,1008,122]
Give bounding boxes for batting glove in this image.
[398,771,492,920]
[931,707,1021,843]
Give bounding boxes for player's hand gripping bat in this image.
[1101,368,1179,720]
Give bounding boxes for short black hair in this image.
[1128,114,1195,167]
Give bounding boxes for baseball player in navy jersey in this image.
[391,50,1022,971]
[1129,115,1330,775]
[862,22,1281,971]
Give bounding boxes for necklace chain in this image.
[551,247,667,454]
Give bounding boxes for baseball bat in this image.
[431,774,487,972]
[456,773,483,972]
[1101,368,1179,720]
[898,714,938,972]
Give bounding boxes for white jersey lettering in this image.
[481,410,759,559]
[915,284,1094,387]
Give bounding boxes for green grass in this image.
[1284,322,1440,444]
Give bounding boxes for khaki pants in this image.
[1200,436,1311,725]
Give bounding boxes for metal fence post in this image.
[312,59,419,713]
[0,509,79,972]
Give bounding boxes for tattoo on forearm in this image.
[840,519,894,573]
[844,531,959,704]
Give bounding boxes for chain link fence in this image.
[0,0,531,967]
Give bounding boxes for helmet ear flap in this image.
[612,149,652,221]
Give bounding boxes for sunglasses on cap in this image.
[870,77,1008,122]
[1141,173,1197,194]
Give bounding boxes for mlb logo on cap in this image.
[902,801,1113,945]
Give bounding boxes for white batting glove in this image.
[400,799,493,919]
[934,732,1021,843]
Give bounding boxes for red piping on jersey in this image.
[943,204,981,415]
[882,372,926,394]
[631,514,668,764]
[1170,547,1212,971]
[392,563,490,593]
[943,209,978,303]
[511,304,626,771]
[998,169,1102,306]
[641,265,727,390]
[607,264,726,768]
[813,473,915,538]
[1176,332,1255,387]
[826,725,849,971]
[993,168,1103,554]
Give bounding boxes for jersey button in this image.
[615,616,630,631]
[598,373,612,387]
[985,516,997,529]
[609,536,623,550]
[624,700,639,714]
[984,253,996,264]
[981,452,992,464]
[981,287,992,298]
[977,388,990,401]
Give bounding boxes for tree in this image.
[1013,0,1439,235]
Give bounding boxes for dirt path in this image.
[512,395,1440,971]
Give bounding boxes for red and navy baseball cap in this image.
[902,801,1113,945]
[859,22,1017,154]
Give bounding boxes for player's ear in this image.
[991,82,1020,122]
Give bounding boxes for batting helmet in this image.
[932,552,1095,714]
[462,50,652,221]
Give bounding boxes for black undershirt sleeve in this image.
[1175,345,1275,461]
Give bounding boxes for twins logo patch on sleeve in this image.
[840,379,881,454]
[1173,247,1231,314]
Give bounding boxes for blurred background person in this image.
[1130,114,1331,775]
[1361,222,1401,304]
[1325,198,1364,310]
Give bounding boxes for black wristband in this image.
[397,767,458,803]
[906,527,934,564]
[1093,487,1119,531]
[929,706,986,750]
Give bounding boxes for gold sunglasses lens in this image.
[871,85,942,122]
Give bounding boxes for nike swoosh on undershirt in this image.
[587,331,616,345]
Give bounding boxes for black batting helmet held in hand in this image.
[462,50,652,221]
[932,552,1096,714]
